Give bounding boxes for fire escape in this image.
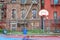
[18,0,40,29]
[0,0,7,29]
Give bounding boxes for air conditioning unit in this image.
[32,0,38,4]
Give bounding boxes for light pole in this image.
[39,9,49,32]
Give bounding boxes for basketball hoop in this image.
[39,9,49,16]
[39,9,49,32]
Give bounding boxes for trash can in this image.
[22,27,28,35]
[3,29,7,34]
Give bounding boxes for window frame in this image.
[53,11,57,20]
[20,0,27,4]
[54,0,59,5]
[10,23,17,31]
[0,9,4,20]
[21,9,26,19]
[32,9,37,19]
[11,9,17,19]
[11,0,16,3]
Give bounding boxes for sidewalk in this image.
[7,32,60,36]
[2,33,60,38]
[0,32,60,38]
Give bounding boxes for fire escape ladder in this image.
[24,3,33,19]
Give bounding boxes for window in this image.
[53,11,57,19]
[11,23,17,31]
[0,4,3,8]
[54,0,58,5]
[12,9,17,19]
[0,9,4,20]
[17,23,20,27]
[51,0,59,5]
[32,9,37,19]
[32,0,37,4]
[41,0,44,9]
[41,0,44,6]
[53,11,58,23]
[1,11,4,19]
[21,9,26,19]
[0,9,2,20]
[11,0,16,3]
[21,0,27,4]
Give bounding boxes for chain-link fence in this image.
[0,19,60,35]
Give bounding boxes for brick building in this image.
[0,0,41,31]
[41,0,60,32]
[0,0,60,32]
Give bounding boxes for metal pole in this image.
[41,16,44,32]
[43,17,45,32]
